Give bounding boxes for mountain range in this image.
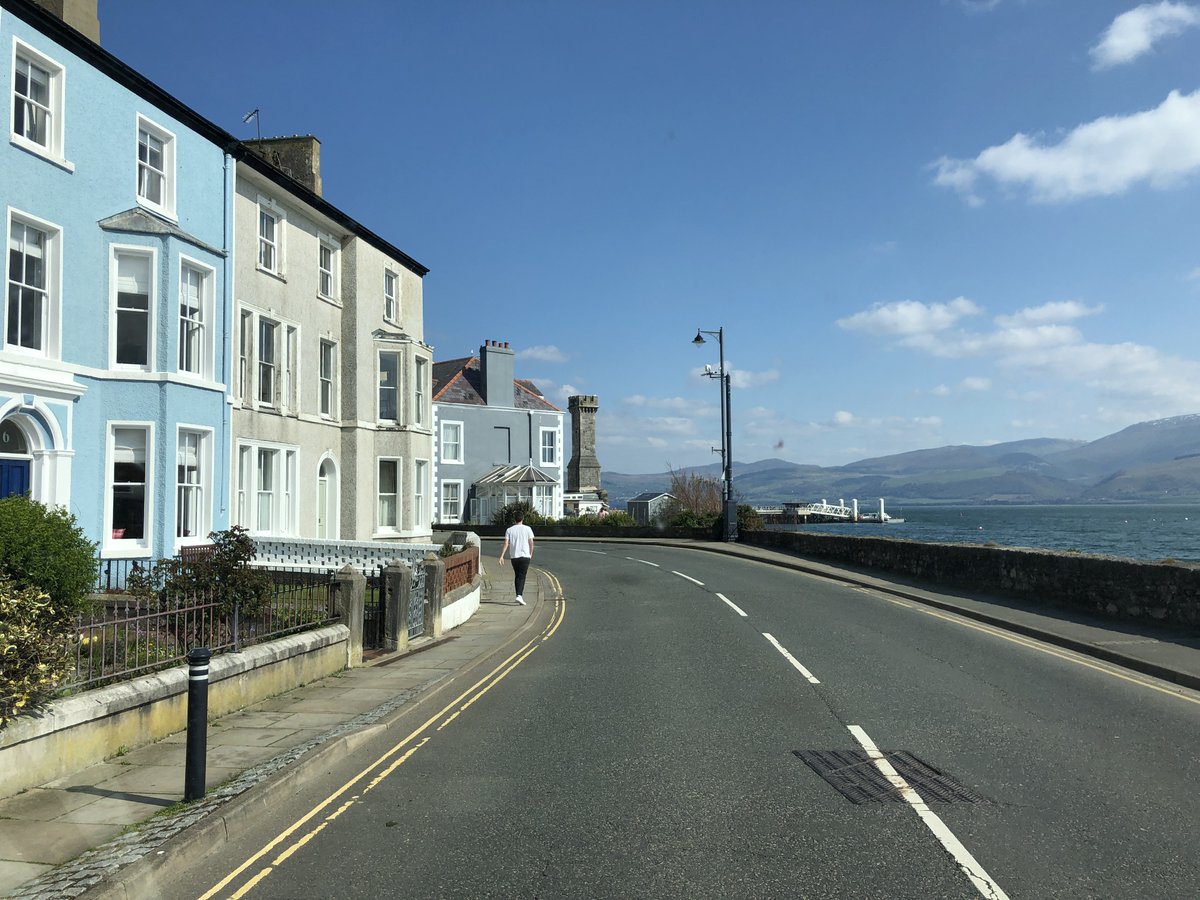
[602,414,1200,507]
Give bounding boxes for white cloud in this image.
[842,296,1200,414]
[516,344,568,363]
[529,379,579,404]
[933,88,1200,204]
[624,394,708,413]
[821,411,943,433]
[1091,2,1200,69]
[836,297,982,337]
[730,366,780,389]
[689,363,780,390]
[993,300,1103,328]
[932,384,952,396]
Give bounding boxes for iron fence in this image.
[93,556,150,593]
[71,566,338,690]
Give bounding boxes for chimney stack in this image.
[480,340,515,407]
[29,0,100,42]
[244,136,323,196]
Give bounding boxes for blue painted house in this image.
[1,0,233,564]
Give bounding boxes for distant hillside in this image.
[602,415,1200,506]
[841,438,1084,477]
[1046,415,1200,479]
[1079,454,1200,501]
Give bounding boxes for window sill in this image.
[101,543,151,559]
[318,293,342,308]
[135,198,178,224]
[256,266,287,283]
[10,136,75,172]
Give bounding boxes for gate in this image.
[407,560,426,640]
[362,566,388,649]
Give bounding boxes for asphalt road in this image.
[171,542,1200,899]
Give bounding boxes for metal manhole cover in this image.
[793,749,988,804]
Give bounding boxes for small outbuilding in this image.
[626,491,675,526]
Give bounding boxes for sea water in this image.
[772,504,1200,563]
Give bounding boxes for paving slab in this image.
[0,820,123,865]
[202,726,302,747]
[60,795,176,827]
[0,862,51,897]
[265,711,353,729]
[0,788,97,822]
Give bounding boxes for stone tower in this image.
[567,395,602,493]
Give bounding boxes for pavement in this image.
[2,539,1198,899]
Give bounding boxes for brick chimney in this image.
[244,136,323,197]
[479,341,515,407]
[568,395,603,493]
[29,0,100,42]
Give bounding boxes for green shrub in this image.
[736,504,764,533]
[491,502,549,527]
[0,495,97,615]
[600,510,636,527]
[0,576,73,727]
[668,509,720,531]
[129,526,271,617]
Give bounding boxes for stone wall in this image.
[0,626,348,799]
[742,530,1200,628]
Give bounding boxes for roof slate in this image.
[432,356,560,411]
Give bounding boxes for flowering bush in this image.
[0,576,72,728]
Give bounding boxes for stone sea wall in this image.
[742,530,1200,628]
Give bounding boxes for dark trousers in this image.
[511,556,531,597]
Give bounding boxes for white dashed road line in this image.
[672,571,705,586]
[847,725,1010,900]
[626,557,660,567]
[716,593,747,617]
[567,549,607,555]
[762,633,821,684]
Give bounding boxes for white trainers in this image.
[515,595,526,605]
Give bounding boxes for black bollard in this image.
[184,647,212,802]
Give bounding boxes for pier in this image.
[756,498,903,525]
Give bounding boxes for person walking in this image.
[499,510,535,605]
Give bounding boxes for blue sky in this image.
[100,0,1200,473]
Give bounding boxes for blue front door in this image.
[0,459,30,498]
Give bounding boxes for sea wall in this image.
[742,530,1200,628]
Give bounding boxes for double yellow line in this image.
[202,571,566,899]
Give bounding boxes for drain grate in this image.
[793,749,988,804]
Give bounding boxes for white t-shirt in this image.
[504,522,534,559]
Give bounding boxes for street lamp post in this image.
[693,327,737,542]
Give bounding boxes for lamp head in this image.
[692,330,706,346]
